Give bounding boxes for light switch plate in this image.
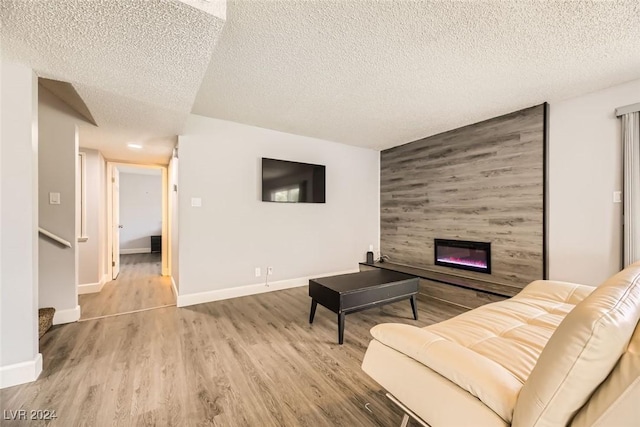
[613,191,622,203]
[191,197,202,207]
[49,192,60,205]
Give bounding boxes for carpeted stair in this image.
[38,307,55,338]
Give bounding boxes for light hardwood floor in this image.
[1,286,466,426]
[79,253,175,320]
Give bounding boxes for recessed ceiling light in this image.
[127,143,143,149]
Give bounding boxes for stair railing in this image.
[38,227,72,248]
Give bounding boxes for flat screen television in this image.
[262,158,326,203]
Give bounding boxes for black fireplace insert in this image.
[434,239,491,274]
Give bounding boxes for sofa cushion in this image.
[428,280,593,384]
[513,262,640,427]
[362,339,508,427]
[371,323,522,422]
[570,322,640,427]
[370,280,592,423]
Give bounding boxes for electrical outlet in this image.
[255,267,261,277]
[267,267,273,276]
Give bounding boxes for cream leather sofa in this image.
[362,262,640,427]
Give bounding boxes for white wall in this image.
[0,59,40,388]
[549,78,640,286]
[177,115,379,302]
[169,154,180,291]
[118,172,162,253]
[38,86,83,323]
[78,148,107,286]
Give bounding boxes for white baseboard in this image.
[52,305,81,325]
[171,276,178,299]
[0,353,42,389]
[78,274,110,295]
[78,282,103,295]
[177,268,359,308]
[120,248,151,255]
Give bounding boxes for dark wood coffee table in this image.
[309,269,419,344]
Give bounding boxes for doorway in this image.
[112,165,163,279]
[107,163,170,278]
[78,163,173,320]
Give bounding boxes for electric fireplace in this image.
[434,239,491,274]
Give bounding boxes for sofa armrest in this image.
[371,323,522,423]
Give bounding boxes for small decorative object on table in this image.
[366,251,374,264]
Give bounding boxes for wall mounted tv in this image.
[262,158,326,203]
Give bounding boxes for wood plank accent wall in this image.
[380,104,546,291]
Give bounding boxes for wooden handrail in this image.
[38,227,72,248]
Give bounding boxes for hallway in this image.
[79,253,175,320]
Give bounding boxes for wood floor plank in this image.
[78,253,175,320]
[1,285,467,426]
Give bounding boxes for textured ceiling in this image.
[178,0,226,20]
[2,1,639,160]
[1,0,225,164]
[193,1,640,149]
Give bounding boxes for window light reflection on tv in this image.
[262,158,326,203]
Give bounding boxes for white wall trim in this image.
[171,276,178,299]
[0,353,42,389]
[78,281,103,295]
[77,151,87,240]
[120,248,151,255]
[77,274,110,295]
[177,268,358,308]
[52,305,81,325]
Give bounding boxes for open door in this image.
[112,167,121,279]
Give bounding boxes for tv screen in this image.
[262,158,326,203]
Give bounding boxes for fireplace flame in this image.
[437,257,487,269]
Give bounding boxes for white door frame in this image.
[111,167,121,279]
[106,162,170,278]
